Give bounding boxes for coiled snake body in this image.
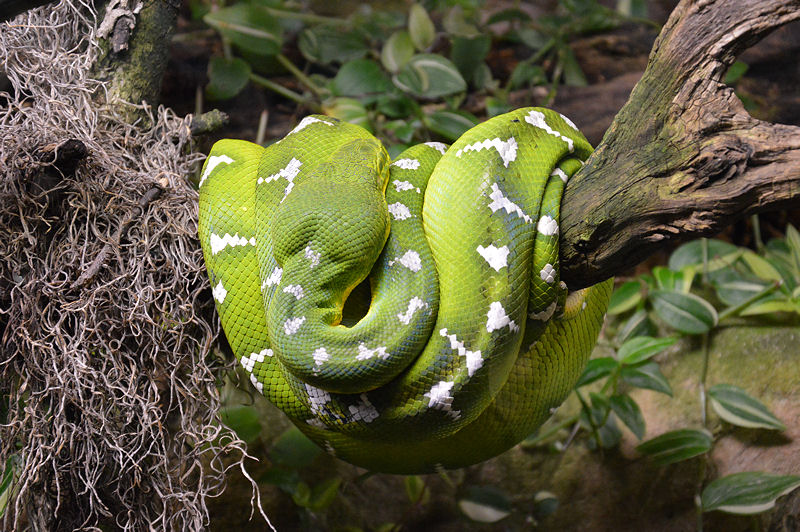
[198,108,612,474]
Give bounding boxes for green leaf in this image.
[636,429,712,465]
[617,336,676,365]
[702,472,800,515]
[450,35,491,84]
[219,404,262,444]
[575,357,618,387]
[404,475,426,503]
[0,455,18,519]
[270,426,321,469]
[383,119,417,144]
[308,477,342,512]
[607,281,642,315]
[741,250,783,282]
[616,0,647,18]
[205,56,251,100]
[423,110,477,141]
[259,466,300,493]
[298,25,368,65]
[331,59,391,97]
[739,298,800,317]
[508,62,545,89]
[487,8,532,25]
[408,3,436,51]
[609,394,646,439]
[708,384,786,431]
[485,96,511,118]
[291,481,311,507]
[668,239,739,271]
[458,486,512,523]
[653,266,686,292]
[650,290,718,335]
[786,224,800,271]
[376,93,418,118]
[584,393,621,448]
[516,28,548,50]
[381,30,415,73]
[324,97,371,131]
[204,5,282,56]
[559,46,587,87]
[711,268,772,307]
[533,491,559,518]
[620,361,673,396]
[615,309,656,345]
[394,54,467,99]
[724,60,749,85]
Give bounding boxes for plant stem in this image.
[249,73,321,112]
[263,7,349,26]
[522,413,580,447]
[751,214,765,253]
[276,53,323,98]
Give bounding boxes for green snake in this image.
[198,108,612,474]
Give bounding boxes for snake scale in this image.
[198,108,612,474]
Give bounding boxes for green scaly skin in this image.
[198,108,612,474]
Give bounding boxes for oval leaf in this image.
[204,5,282,56]
[615,309,656,345]
[332,59,391,97]
[408,3,435,51]
[575,357,619,388]
[206,56,251,100]
[668,239,739,271]
[617,336,676,365]
[381,30,414,72]
[393,54,467,99]
[423,110,477,140]
[450,35,491,84]
[298,25,368,64]
[607,280,643,315]
[636,429,712,465]
[620,361,673,396]
[702,472,800,515]
[708,384,786,431]
[609,394,646,440]
[270,426,321,469]
[323,97,371,131]
[650,290,718,335]
[458,486,512,523]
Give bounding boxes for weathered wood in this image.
[560,0,800,289]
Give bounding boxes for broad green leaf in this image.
[292,481,311,507]
[636,429,712,465]
[615,309,656,345]
[508,62,545,89]
[559,46,587,87]
[575,357,618,387]
[404,475,426,503]
[617,336,676,365]
[620,361,673,396]
[383,119,417,144]
[487,8,532,25]
[331,59,391,97]
[323,97,371,131]
[609,394,646,439]
[485,96,511,118]
[584,393,621,448]
[723,60,749,84]
[394,54,467,99]
[607,280,642,315]
[741,250,783,282]
[219,404,262,444]
[668,239,739,271]
[450,35,491,84]
[408,3,435,51]
[381,31,414,73]
[270,426,321,469]
[206,56,251,100]
[709,384,786,430]
[204,5,282,56]
[516,28,548,50]
[376,93,418,118]
[423,110,477,141]
[702,472,800,515]
[533,491,559,518]
[308,477,342,512]
[712,268,772,307]
[653,266,685,292]
[298,25,368,64]
[739,298,800,317]
[650,290,718,335]
[471,62,494,91]
[786,224,800,270]
[458,486,512,523]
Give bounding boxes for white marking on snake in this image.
[249,374,264,393]
[349,394,379,423]
[283,284,304,300]
[258,157,302,203]
[304,245,321,268]
[388,250,422,272]
[212,281,227,304]
[476,244,509,271]
[306,417,327,429]
[241,348,273,373]
[210,232,256,255]
[397,297,427,325]
[392,180,418,192]
[199,154,233,188]
[551,168,569,183]
[286,116,334,136]
[424,381,461,420]
[284,316,306,335]
[530,300,557,321]
[440,328,483,377]
[356,343,389,361]
[392,158,420,170]
[388,202,412,220]
[540,263,556,284]
[537,215,559,236]
[486,302,520,333]
[524,110,574,152]
[424,142,447,154]
[488,183,532,223]
[455,137,518,167]
[312,347,329,367]
[305,384,331,415]
[559,113,578,130]
[261,266,283,293]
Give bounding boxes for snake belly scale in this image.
[198,108,612,474]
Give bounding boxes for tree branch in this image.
[560,0,800,289]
